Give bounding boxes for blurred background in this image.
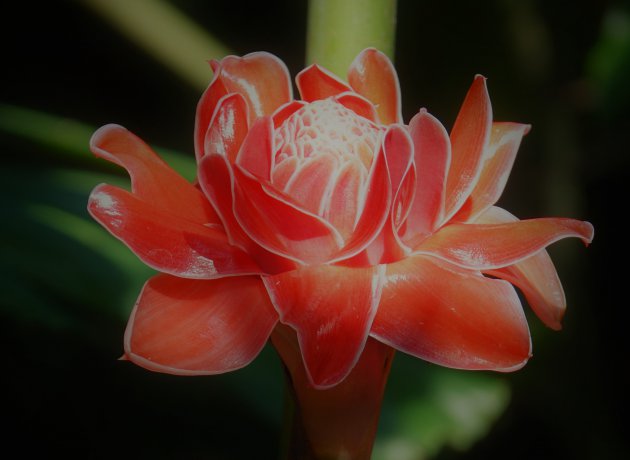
[1,0,627,458]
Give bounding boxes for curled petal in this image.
[416,218,594,270]
[371,255,531,371]
[296,64,352,102]
[348,48,402,124]
[403,109,451,243]
[452,122,530,222]
[203,93,250,163]
[194,72,229,161]
[443,75,492,222]
[335,92,378,122]
[217,52,293,123]
[90,124,218,225]
[273,100,308,128]
[88,184,260,278]
[264,264,385,388]
[476,206,567,330]
[235,116,274,180]
[125,274,277,375]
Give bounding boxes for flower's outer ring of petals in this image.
[195,70,229,161]
[371,255,532,371]
[332,143,392,265]
[296,64,353,102]
[263,264,385,388]
[198,154,297,275]
[90,124,219,225]
[403,109,451,243]
[348,48,402,125]
[273,100,308,128]
[125,274,278,375]
[443,75,492,223]
[476,206,567,330]
[415,218,594,270]
[235,116,274,180]
[233,167,344,265]
[203,93,250,164]
[451,122,530,223]
[88,184,260,278]
[335,92,379,123]
[218,52,293,123]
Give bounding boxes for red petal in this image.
[403,110,451,244]
[235,116,273,180]
[335,92,378,122]
[416,217,594,270]
[125,274,277,374]
[371,255,531,371]
[264,264,385,388]
[296,64,352,102]
[476,206,567,330]
[443,75,492,222]
[198,154,296,274]
[218,52,293,123]
[233,167,344,264]
[273,100,308,127]
[285,154,338,215]
[88,184,259,278]
[194,74,229,161]
[203,93,250,163]
[90,124,219,225]
[347,48,402,124]
[451,122,530,222]
[324,159,364,240]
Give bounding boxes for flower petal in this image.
[371,255,531,371]
[273,100,308,127]
[233,167,344,264]
[88,184,259,278]
[90,124,219,225]
[197,154,296,274]
[285,153,338,215]
[347,48,402,124]
[194,71,229,161]
[476,206,567,330]
[335,92,378,122]
[443,75,492,222]
[416,217,594,270]
[235,116,273,180]
[203,93,250,163]
[217,52,293,123]
[402,109,451,244]
[296,64,352,102]
[125,274,277,375]
[452,122,530,222]
[264,264,385,388]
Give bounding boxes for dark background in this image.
[1,0,627,458]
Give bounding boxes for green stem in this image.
[306,0,397,76]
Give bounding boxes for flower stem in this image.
[305,0,398,77]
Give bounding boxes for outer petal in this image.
[194,70,229,161]
[347,48,402,124]
[218,52,293,123]
[90,124,219,225]
[88,184,260,278]
[476,206,567,330]
[235,116,273,180]
[451,122,530,222]
[125,274,277,375]
[443,75,492,222]
[203,93,250,163]
[415,218,594,270]
[402,109,451,244]
[371,255,531,371]
[296,64,352,102]
[263,264,385,388]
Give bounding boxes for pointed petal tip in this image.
[89,123,126,153]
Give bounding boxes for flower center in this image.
[271,99,382,233]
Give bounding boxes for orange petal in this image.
[371,255,531,371]
[347,48,402,124]
[90,124,219,225]
[88,184,260,278]
[335,92,378,122]
[296,64,352,102]
[416,217,594,270]
[125,274,277,374]
[443,75,492,222]
[264,264,385,388]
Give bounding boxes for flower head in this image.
[88,49,593,389]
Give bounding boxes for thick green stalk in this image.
[306,0,397,76]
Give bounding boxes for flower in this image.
[88,48,594,389]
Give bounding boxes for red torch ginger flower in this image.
[88,49,593,389]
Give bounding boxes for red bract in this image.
[88,48,594,389]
